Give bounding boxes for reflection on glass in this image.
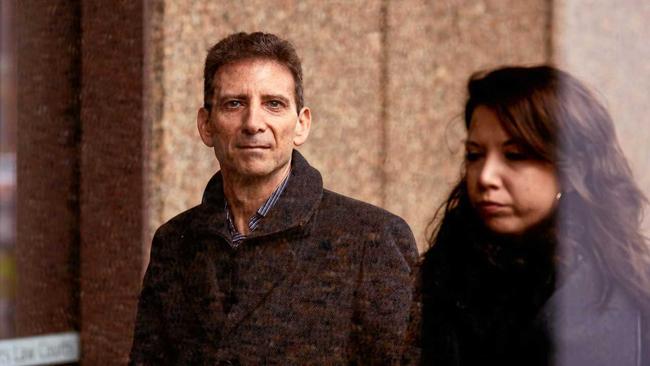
[0,0,16,340]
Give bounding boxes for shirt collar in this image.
[224,167,291,237]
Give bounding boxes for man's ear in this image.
[197,107,215,147]
[293,107,311,147]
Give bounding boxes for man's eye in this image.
[224,100,243,109]
[266,100,285,109]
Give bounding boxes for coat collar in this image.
[193,150,323,242]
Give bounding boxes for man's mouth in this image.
[237,144,271,149]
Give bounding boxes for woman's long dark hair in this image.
[426,65,650,307]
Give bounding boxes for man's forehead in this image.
[213,58,295,97]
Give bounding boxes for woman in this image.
[420,66,650,365]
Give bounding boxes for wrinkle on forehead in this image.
[213,59,296,103]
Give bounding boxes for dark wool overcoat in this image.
[129,151,419,365]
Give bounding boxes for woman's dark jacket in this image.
[420,208,648,366]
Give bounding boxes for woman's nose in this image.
[477,155,502,190]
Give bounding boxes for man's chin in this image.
[238,167,273,178]
[230,162,280,180]
[219,155,291,181]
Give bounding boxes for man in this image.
[130,32,418,365]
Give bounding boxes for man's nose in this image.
[242,104,266,134]
[477,155,502,190]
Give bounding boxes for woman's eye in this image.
[465,152,482,162]
[504,152,527,161]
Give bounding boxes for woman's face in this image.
[465,105,559,236]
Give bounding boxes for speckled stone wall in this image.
[553,0,650,234]
[148,0,551,251]
[384,0,550,249]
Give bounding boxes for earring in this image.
[555,192,562,201]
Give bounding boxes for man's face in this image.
[197,59,311,181]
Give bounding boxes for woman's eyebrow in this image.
[502,139,521,148]
[465,140,481,148]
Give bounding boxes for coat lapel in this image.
[221,235,299,338]
[189,150,322,339]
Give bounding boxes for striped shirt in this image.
[224,170,290,248]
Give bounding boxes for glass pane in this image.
[0,0,16,340]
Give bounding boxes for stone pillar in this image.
[15,0,81,337]
[79,0,148,363]
[16,1,150,363]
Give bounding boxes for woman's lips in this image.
[477,201,509,215]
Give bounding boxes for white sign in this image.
[0,332,79,366]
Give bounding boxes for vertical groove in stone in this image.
[379,0,390,207]
[143,0,166,274]
[69,0,82,334]
[546,0,555,62]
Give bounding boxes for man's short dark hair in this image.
[203,32,304,113]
